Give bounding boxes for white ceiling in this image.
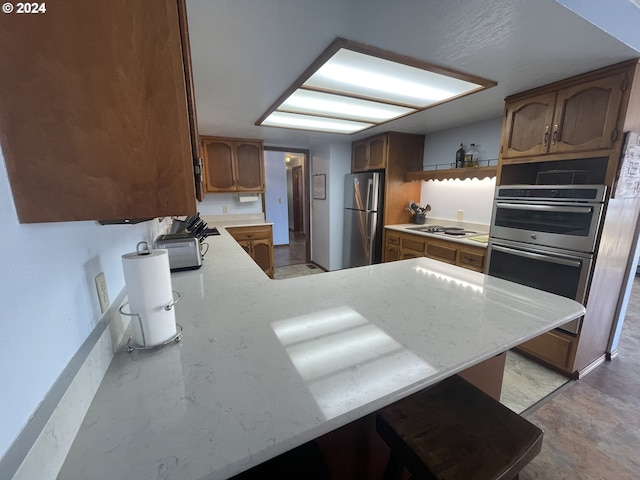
[185,0,639,149]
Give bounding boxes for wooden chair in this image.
[376,375,543,480]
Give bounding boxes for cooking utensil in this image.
[170,218,189,234]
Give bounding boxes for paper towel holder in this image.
[119,291,183,352]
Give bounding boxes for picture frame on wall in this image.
[313,174,326,200]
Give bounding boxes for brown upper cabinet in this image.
[352,132,425,225]
[502,74,625,159]
[498,59,640,188]
[352,134,388,172]
[0,0,202,223]
[201,137,265,193]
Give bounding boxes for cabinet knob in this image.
[552,124,559,145]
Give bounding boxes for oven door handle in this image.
[495,203,593,214]
[490,245,583,268]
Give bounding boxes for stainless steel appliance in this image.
[490,185,606,252]
[154,233,203,271]
[342,172,384,268]
[487,185,607,335]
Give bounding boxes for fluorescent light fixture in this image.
[279,89,415,123]
[262,111,373,134]
[257,37,496,134]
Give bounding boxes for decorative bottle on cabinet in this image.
[465,143,479,167]
[456,143,465,168]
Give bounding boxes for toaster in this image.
[154,233,202,271]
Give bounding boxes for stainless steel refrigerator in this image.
[342,172,385,268]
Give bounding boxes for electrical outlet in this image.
[222,205,228,214]
[95,272,110,313]
[457,209,464,222]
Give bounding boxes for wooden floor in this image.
[274,230,307,267]
[520,275,640,480]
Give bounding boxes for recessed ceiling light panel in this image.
[262,111,373,134]
[304,49,483,108]
[257,37,496,135]
[279,89,416,123]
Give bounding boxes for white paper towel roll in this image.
[122,247,177,347]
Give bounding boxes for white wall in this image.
[421,178,496,224]
[422,117,503,168]
[420,118,502,225]
[196,193,263,216]
[329,142,352,270]
[264,151,290,245]
[0,149,154,460]
[310,141,351,271]
[310,143,330,269]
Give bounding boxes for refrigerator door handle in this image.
[366,179,373,211]
[366,212,374,258]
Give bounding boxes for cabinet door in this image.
[501,93,556,158]
[0,0,197,222]
[352,140,368,172]
[235,141,264,191]
[367,134,387,169]
[457,247,486,272]
[385,246,400,262]
[400,250,423,260]
[203,139,235,192]
[384,232,401,262]
[550,73,626,154]
[252,238,274,277]
[235,239,252,256]
[425,240,457,264]
[401,234,427,254]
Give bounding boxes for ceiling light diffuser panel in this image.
[257,38,496,134]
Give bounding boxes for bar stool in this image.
[376,375,543,480]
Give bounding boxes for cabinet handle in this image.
[462,255,477,263]
[543,125,550,146]
[552,124,559,145]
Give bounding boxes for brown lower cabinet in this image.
[227,225,274,278]
[383,229,486,273]
[516,329,578,373]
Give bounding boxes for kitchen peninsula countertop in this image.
[57,224,583,480]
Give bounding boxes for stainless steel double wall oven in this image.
[487,185,607,334]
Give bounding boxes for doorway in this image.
[264,147,311,267]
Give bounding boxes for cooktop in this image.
[407,225,481,237]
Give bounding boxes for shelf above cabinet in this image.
[406,165,497,182]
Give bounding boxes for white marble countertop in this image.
[386,218,490,247]
[57,224,584,480]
